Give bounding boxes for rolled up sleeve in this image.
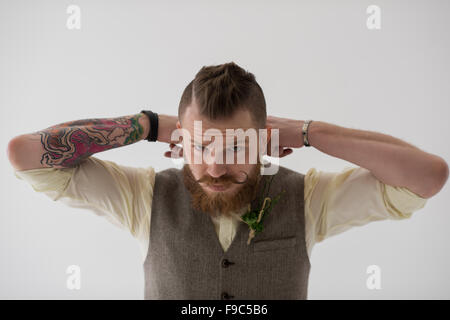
[14,157,155,259]
[14,166,75,201]
[381,183,427,219]
[304,166,427,256]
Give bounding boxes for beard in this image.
[182,163,263,219]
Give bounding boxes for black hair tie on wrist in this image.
[140,110,159,142]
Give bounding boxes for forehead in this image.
[182,104,256,141]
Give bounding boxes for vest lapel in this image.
[191,173,270,256]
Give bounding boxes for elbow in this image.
[7,135,27,170]
[435,158,449,192]
[422,157,449,199]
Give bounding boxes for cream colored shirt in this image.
[14,157,428,261]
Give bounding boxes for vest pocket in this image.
[252,236,297,252]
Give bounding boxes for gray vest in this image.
[143,165,310,299]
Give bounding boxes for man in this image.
[7,62,448,299]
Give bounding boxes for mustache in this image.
[195,170,249,185]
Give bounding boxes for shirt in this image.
[13,156,428,261]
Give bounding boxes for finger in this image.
[165,145,179,158]
[276,146,285,157]
[280,148,293,158]
[169,135,183,144]
[172,145,183,158]
[165,150,182,159]
[168,144,184,158]
[266,145,282,157]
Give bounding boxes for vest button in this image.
[221,259,235,268]
[221,292,234,300]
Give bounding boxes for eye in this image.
[194,145,204,151]
[229,146,243,152]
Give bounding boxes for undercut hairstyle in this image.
[178,62,267,129]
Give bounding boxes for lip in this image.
[207,184,229,192]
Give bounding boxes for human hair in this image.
[178,62,267,129]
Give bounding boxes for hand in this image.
[164,142,184,159]
[266,115,304,158]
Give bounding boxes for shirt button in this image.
[221,292,234,300]
[221,259,235,268]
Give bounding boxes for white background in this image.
[0,0,449,299]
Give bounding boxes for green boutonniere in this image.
[241,174,286,245]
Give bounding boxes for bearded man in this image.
[8,62,448,299]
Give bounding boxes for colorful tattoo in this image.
[38,114,144,167]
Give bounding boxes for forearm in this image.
[307,121,449,198]
[8,113,151,170]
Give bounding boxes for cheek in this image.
[189,165,205,180]
[228,167,249,183]
[235,164,252,175]
[184,145,209,165]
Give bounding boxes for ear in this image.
[261,125,272,156]
[266,125,272,144]
[175,121,184,144]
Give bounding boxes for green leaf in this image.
[243,176,287,235]
[254,223,264,233]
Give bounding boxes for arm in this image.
[266,116,449,199]
[306,121,449,199]
[7,113,178,171]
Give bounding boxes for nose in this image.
[205,147,227,179]
[207,162,227,179]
